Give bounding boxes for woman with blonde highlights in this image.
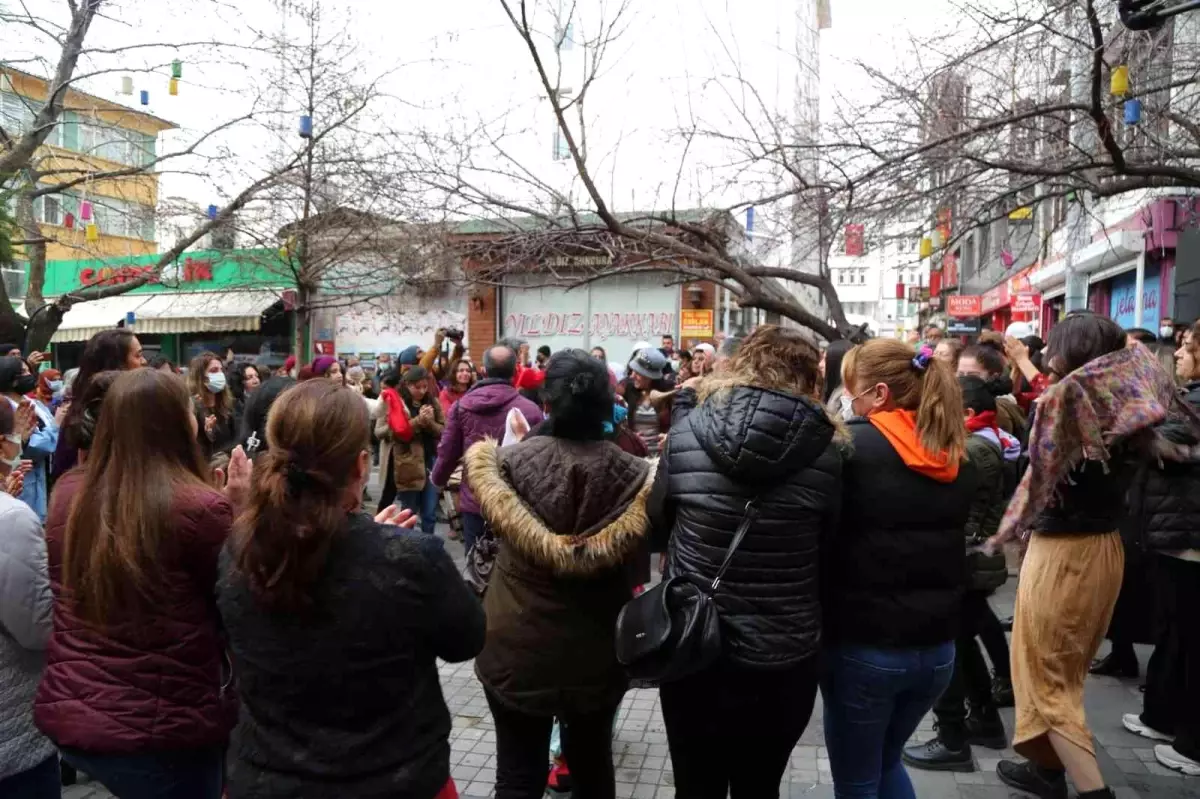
[218,379,484,799]
[821,338,975,798]
[652,325,844,798]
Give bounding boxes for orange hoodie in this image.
[868,408,959,483]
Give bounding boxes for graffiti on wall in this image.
[336,308,467,355]
[503,311,675,340]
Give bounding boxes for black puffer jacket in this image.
[1127,382,1200,553]
[650,384,843,670]
[826,420,975,648]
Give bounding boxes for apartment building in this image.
[1,67,175,300]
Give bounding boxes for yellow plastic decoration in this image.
[1008,206,1034,221]
[1111,65,1129,97]
[85,223,99,242]
[169,78,179,96]
[919,237,933,259]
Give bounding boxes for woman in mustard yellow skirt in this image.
[987,311,1190,799]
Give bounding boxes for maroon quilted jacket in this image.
[34,469,236,753]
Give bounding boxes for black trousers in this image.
[1140,554,1200,761]
[933,592,1000,746]
[659,656,819,799]
[976,599,1011,680]
[486,690,620,799]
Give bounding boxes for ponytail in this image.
[231,380,368,612]
[916,358,966,463]
[843,338,966,463]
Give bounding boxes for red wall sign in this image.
[79,256,215,288]
[1012,292,1042,313]
[844,224,865,257]
[946,295,983,317]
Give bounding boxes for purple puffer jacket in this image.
[431,379,543,515]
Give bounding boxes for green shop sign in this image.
[44,248,290,296]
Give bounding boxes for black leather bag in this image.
[614,499,759,685]
[463,522,499,597]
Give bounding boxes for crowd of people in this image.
[0,312,1197,799]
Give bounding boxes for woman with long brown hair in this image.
[651,325,844,798]
[52,328,145,478]
[822,338,975,798]
[217,379,484,799]
[189,351,238,460]
[35,368,242,799]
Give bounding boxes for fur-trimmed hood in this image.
[465,437,655,576]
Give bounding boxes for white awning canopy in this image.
[50,290,284,343]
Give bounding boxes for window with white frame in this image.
[1,91,35,135]
[77,122,156,167]
[91,196,155,241]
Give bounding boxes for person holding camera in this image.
[418,328,466,385]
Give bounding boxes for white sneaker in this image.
[1155,744,1200,776]
[1122,713,1174,742]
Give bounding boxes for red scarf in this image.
[965,410,999,435]
[381,387,414,442]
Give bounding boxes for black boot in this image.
[903,734,974,772]
[1076,789,1116,799]
[1089,646,1139,679]
[996,760,1067,799]
[965,703,1007,750]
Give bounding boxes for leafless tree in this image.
[0,0,396,351]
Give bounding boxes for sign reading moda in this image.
[946,295,983,318]
[44,248,289,296]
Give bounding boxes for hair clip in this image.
[912,346,934,372]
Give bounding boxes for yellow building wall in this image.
[3,69,175,264]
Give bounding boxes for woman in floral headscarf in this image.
[989,311,1192,799]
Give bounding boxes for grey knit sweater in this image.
[0,492,55,781]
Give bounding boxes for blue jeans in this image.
[461,511,486,554]
[60,746,223,799]
[396,480,439,534]
[0,755,61,798]
[821,642,955,799]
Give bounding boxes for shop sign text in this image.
[504,311,675,340]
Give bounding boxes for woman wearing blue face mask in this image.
[0,356,60,521]
[188,352,237,462]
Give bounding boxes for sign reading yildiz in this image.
[946,295,983,317]
[680,309,714,338]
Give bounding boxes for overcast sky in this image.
[2,0,958,225]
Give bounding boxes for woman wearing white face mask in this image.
[0,356,60,521]
[188,352,237,461]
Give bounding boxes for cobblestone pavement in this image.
[63,528,1198,799]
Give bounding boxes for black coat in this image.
[964,434,1008,593]
[650,384,843,670]
[216,515,485,799]
[1128,382,1200,553]
[825,419,976,648]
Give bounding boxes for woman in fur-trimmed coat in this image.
[465,349,654,799]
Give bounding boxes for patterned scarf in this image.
[994,344,1200,544]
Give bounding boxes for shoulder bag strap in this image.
[710,499,760,591]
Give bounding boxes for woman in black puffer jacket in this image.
[649,325,844,799]
[1118,324,1200,776]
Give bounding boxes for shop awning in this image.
[50,290,284,343]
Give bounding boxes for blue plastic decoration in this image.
[125,311,136,327]
[207,204,218,220]
[140,90,149,106]
[299,115,313,138]
[1124,99,1142,125]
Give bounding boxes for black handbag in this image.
[614,498,760,686]
[463,522,499,597]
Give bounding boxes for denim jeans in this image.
[60,745,223,799]
[0,755,61,799]
[396,479,439,534]
[821,641,955,799]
